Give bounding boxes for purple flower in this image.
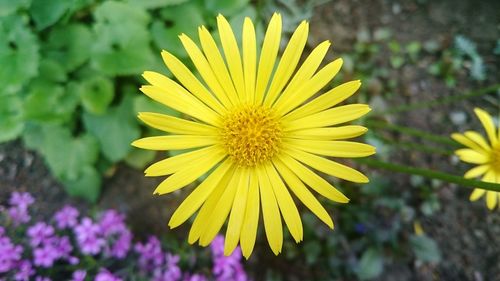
[33,245,59,267]
[7,207,31,225]
[94,269,122,281]
[74,217,104,255]
[184,274,207,281]
[53,205,79,229]
[98,210,132,259]
[153,253,182,281]
[35,277,51,281]
[210,235,249,281]
[135,236,164,272]
[71,270,87,281]
[14,260,34,281]
[27,222,55,247]
[0,235,23,273]
[9,192,34,209]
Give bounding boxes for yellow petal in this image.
[242,17,256,103]
[273,158,334,228]
[132,135,217,151]
[169,160,233,228]
[145,146,220,176]
[199,168,241,246]
[286,148,369,183]
[139,84,219,126]
[264,21,309,106]
[455,148,489,164]
[160,50,226,114]
[451,133,486,153]
[463,165,490,179]
[469,188,486,201]
[257,164,283,255]
[474,108,498,146]
[284,80,362,121]
[283,104,371,132]
[279,40,331,105]
[486,191,498,210]
[217,14,245,99]
[277,153,349,203]
[287,126,368,140]
[255,13,281,104]
[224,168,250,255]
[153,150,226,195]
[240,172,260,259]
[199,26,239,105]
[464,131,491,151]
[179,33,232,108]
[138,112,217,135]
[274,59,343,116]
[265,163,303,242]
[284,139,376,158]
[188,166,235,244]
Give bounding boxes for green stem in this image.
[366,119,459,147]
[357,158,500,192]
[378,84,500,115]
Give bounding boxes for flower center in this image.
[221,105,282,167]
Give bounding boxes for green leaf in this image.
[124,148,156,169]
[410,234,441,263]
[30,0,71,30]
[0,94,24,142]
[38,59,67,82]
[204,0,249,16]
[0,0,31,17]
[44,24,93,72]
[23,80,79,123]
[0,15,39,94]
[40,125,100,180]
[303,241,322,265]
[83,95,141,162]
[356,248,384,280]
[62,165,101,203]
[91,1,154,76]
[126,0,190,9]
[77,76,115,115]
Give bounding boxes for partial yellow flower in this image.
[452,108,500,210]
[132,13,375,258]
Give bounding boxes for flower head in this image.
[133,13,374,257]
[452,108,500,210]
[53,205,79,229]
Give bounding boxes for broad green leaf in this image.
[0,0,30,17]
[62,165,101,203]
[44,24,93,72]
[0,15,39,94]
[83,95,141,162]
[204,0,249,16]
[91,1,154,76]
[126,0,189,9]
[0,94,24,142]
[23,80,79,123]
[356,248,384,280]
[38,59,67,82]
[30,0,71,30]
[124,148,156,169]
[410,235,441,263]
[76,76,114,115]
[151,2,205,57]
[40,125,99,180]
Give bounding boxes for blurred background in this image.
[1,0,499,280]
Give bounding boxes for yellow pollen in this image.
[221,105,282,167]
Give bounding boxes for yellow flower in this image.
[132,13,375,258]
[452,108,500,210]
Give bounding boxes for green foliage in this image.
[356,248,384,280]
[410,234,442,263]
[0,0,252,202]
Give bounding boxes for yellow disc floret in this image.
[221,105,282,167]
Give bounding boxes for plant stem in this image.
[357,158,500,192]
[380,84,500,114]
[366,119,459,147]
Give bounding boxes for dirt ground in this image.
[1,0,499,280]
